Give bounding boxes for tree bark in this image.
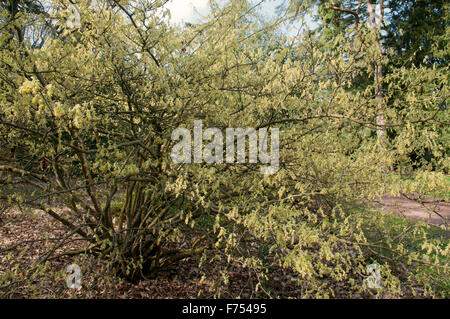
[367,0,386,151]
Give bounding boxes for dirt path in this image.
[373,195,450,229]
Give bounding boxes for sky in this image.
[165,1,316,24]
[164,0,211,24]
[164,0,319,34]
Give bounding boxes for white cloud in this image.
[165,0,210,24]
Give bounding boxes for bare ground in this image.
[372,195,450,229]
[0,208,373,298]
[1,195,447,298]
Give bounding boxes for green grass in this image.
[195,214,215,229]
[110,193,126,215]
[392,173,450,201]
[351,205,449,297]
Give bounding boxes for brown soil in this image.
[2,195,446,298]
[373,195,450,229]
[0,208,367,298]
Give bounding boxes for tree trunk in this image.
[367,1,386,152]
